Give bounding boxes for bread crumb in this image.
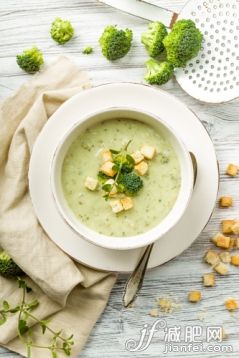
[219,196,233,208]
[219,252,231,264]
[188,291,202,303]
[224,298,238,311]
[149,308,159,317]
[157,297,181,314]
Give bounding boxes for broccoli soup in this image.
[61,118,181,237]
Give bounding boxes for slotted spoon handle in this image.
[99,0,178,28]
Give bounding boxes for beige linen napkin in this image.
[0,56,117,357]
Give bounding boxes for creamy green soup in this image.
[61,118,181,237]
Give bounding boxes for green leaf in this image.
[110,149,120,154]
[63,342,71,356]
[112,164,119,172]
[126,154,135,165]
[40,319,50,334]
[18,319,29,335]
[102,184,112,192]
[2,301,10,311]
[9,306,20,313]
[28,299,39,311]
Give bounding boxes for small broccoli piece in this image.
[141,21,168,58]
[50,17,74,44]
[114,153,134,173]
[163,19,203,68]
[0,251,24,278]
[145,59,174,85]
[16,47,44,74]
[97,171,110,185]
[119,172,143,195]
[99,25,133,61]
[83,47,93,54]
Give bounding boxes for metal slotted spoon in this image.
[100,0,239,103]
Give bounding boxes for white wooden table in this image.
[1,0,239,357]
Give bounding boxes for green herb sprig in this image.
[0,278,74,358]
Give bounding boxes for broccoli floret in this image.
[163,19,203,68]
[0,251,24,278]
[114,153,134,173]
[82,46,93,55]
[119,172,143,195]
[141,21,168,58]
[99,25,133,61]
[145,59,174,85]
[16,47,44,74]
[50,17,74,44]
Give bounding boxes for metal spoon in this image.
[122,152,197,307]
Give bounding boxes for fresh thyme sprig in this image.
[0,278,74,358]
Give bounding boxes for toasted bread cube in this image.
[100,161,117,177]
[109,199,123,213]
[222,220,236,234]
[212,233,231,249]
[231,256,239,266]
[84,176,98,191]
[105,179,117,196]
[121,197,133,211]
[229,237,236,250]
[141,145,156,160]
[226,164,238,177]
[204,250,220,266]
[224,298,238,311]
[214,262,228,275]
[101,149,112,163]
[131,150,144,164]
[219,252,231,264]
[188,291,202,303]
[203,273,215,287]
[235,238,239,249]
[134,161,148,176]
[232,221,239,235]
[219,196,233,208]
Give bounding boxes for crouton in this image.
[204,250,220,266]
[84,176,98,191]
[229,237,236,250]
[141,145,156,160]
[235,238,239,249]
[231,256,239,266]
[100,161,117,177]
[101,149,112,163]
[224,298,238,311]
[188,291,202,303]
[134,161,148,176]
[214,262,228,275]
[219,196,233,208]
[131,151,144,164]
[203,273,215,287]
[221,220,236,234]
[212,233,231,249]
[149,308,159,317]
[232,221,239,235]
[121,197,133,211]
[109,199,123,213]
[219,252,231,264]
[226,164,238,177]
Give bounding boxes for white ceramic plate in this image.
[29,83,219,272]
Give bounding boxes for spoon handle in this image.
[122,243,154,307]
